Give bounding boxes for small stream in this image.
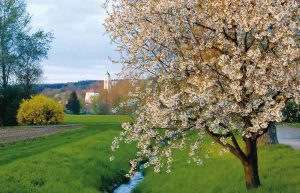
[113,165,144,193]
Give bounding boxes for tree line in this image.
[0,0,53,126]
[65,80,143,115]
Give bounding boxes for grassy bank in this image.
[280,122,300,128]
[134,140,300,193]
[0,115,135,193]
[1,115,299,193]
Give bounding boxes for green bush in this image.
[17,95,64,125]
[283,100,300,122]
[0,86,27,126]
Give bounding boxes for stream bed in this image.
[113,165,144,193]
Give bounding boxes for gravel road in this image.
[0,125,82,145]
[277,125,300,150]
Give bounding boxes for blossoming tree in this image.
[105,0,300,189]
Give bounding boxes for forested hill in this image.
[36,80,102,93]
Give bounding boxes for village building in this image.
[84,71,116,113]
[85,88,99,103]
[84,88,99,113]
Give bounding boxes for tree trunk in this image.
[257,122,278,145]
[243,138,261,189]
[243,160,261,189]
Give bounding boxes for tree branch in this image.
[205,127,247,162]
[222,28,238,46]
[194,22,216,32]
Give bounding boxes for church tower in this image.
[104,71,111,90]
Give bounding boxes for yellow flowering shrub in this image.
[17,95,65,125]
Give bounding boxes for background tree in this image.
[0,0,53,125]
[108,80,136,114]
[89,80,137,115]
[283,100,300,122]
[105,0,299,190]
[257,122,278,145]
[16,31,53,96]
[91,94,109,115]
[66,91,81,114]
[77,94,86,113]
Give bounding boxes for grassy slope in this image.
[0,115,135,193]
[280,122,300,128]
[1,115,299,193]
[134,140,300,193]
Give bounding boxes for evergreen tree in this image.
[66,91,80,114]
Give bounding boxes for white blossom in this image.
[105,0,300,177]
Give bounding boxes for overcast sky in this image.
[27,0,121,83]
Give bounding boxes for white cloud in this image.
[27,0,122,83]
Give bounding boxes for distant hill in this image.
[36,80,103,93]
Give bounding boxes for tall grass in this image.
[0,115,135,193]
[1,115,299,193]
[280,122,300,128]
[134,141,300,193]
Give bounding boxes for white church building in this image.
[85,88,99,104]
[84,71,115,113]
[85,71,112,103]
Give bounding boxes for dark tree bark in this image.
[257,122,278,145]
[243,138,261,189]
[207,128,262,189]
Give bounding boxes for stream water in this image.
[113,165,144,193]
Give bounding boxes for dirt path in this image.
[0,125,82,145]
[277,126,300,150]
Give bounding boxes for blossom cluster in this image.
[105,0,300,176]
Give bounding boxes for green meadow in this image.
[134,143,300,193]
[0,115,299,193]
[0,115,135,193]
[281,122,300,128]
[134,123,300,193]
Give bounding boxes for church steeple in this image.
[104,71,111,90]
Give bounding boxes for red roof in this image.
[86,88,98,93]
[85,104,92,110]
